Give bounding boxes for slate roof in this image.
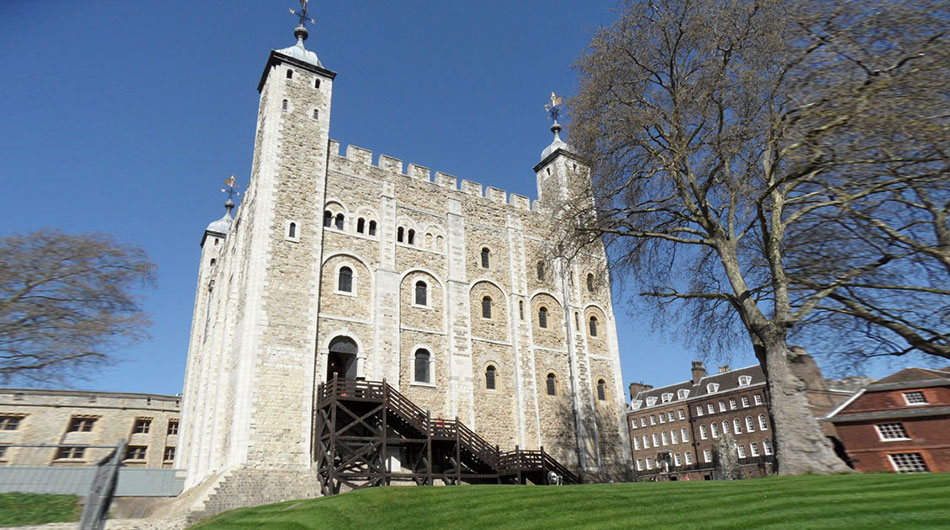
[631,364,765,410]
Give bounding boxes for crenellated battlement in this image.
[328,139,543,213]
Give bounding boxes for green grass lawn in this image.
[188,473,950,530]
[0,493,80,527]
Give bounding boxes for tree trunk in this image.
[760,335,851,475]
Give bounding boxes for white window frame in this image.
[668,412,675,422]
[700,425,708,440]
[888,453,928,473]
[684,451,692,465]
[652,433,659,447]
[659,414,665,424]
[681,427,689,442]
[707,383,720,394]
[646,458,653,470]
[662,393,673,403]
[902,391,928,405]
[707,404,715,414]
[633,437,641,450]
[696,406,704,416]
[742,396,751,408]
[646,397,658,407]
[636,458,643,471]
[671,429,679,444]
[642,435,650,449]
[650,415,656,425]
[876,423,911,441]
[678,409,686,420]
[750,442,760,457]
[673,453,682,466]
[738,375,752,387]
[736,444,746,458]
[764,440,773,455]
[662,432,669,446]
[678,389,690,399]
[733,418,742,434]
[747,416,756,432]
[703,448,712,463]
[711,423,720,438]
[633,400,643,410]
[719,401,727,412]
[758,414,768,431]
[754,394,763,406]
[640,417,646,427]
[729,398,737,410]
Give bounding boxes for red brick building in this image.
[825,367,950,473]
[628,358,853,480]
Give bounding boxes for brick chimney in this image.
[718,365,731,374]
[629,382,653,400]
[691,361,706,384]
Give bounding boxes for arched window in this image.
[485,365,496,390]
[597,379,606,401]
[334,213,344,230]
[747,416,757,432]
[357,218,365,233]
[397,227,404,242]
[368,220,377,236]
[414,349,430,383]
[286,69,294,79]
[538,306,548,328]
[734,418,743,434]
[537,262,544,280]
[586,273,594,292]
[518,300,524,320]
[481,296,492,319]
[722,420,730,435]
[426,233,433,248]
[288,222,297,238]
[546,373,557,396]
[481,247,490,268]
[589,316,598,337]
[282,99,288,110]
[338,266,353,293]
[323,211,332,227]
[415,281,427,306]
[407,229,415,245]
[758,414,769,431]
[436,235,444,251]
[210,258,216,267]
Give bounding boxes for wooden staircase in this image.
[314,376,580,495]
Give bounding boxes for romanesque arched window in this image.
[589,316,598,337]
[397,227,404,242]
[482,296,492,319]
[734,418,743,434]
[288,222,296,238]
[357,218,365,233]
[415,281,427,306]
[334,213,344,230]
[538,306,548,328]
[518,300,524,320]
[323,211,332,227]
[414,349,431,383]
[338,267,353,293]
[587,273,594,292]
[481,247,490,268]
[597,379,607,401]
[407,229,415,245]
[546,373,557,396]
[537,262,544,280]
[485,365,496,390]
[368,220,377,236]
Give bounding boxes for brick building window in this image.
[742,396,751,407]
[754,394,763,405]
[759,414,769,431]
[764,439,773,455]
[481,297,492,319]
[736,444,746,458]
[747,416,756,432]
[668,411,674,422]
[125,445,147,461]
[707,404,715,414]
[888,453,928,473]
[703,448,712,463]
[729,398,737,410]
[719,401,727,412]
[0,416,24,431]
[642,435,649,449]
[671,429,678,444]
[132,419,151,434]
[684,451,692,465]
[876,423,910,441]
[733,418,742,434]
[164,447,176,462]
[413,350,431,384]
[750,442,760,457]
[710,423,720,438]
[650,415,656,425]
[597,379,607,401]
[636,458,643,471]
[68,417,97,432]
[903,391,928,405]
[738,375,752,387]
[695,406,703,417]
[673,453,681,466]
[167,420,179,435]
[707,383,720,394]
[678,389,690,399]
[699,425,707,439]
[546,373,557,396]
[538,307,548,328]
[55,446,85,460]
[633,437,640,450]
[678,409,685,420]
[480,247,490,268]
[485,365,496,390]
[681,427,689,442]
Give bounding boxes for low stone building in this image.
[628,358,853,480]
[825,367,950,473]
[0,388,180,469]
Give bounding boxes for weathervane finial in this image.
[289,0,316,42]
[222,174,241,214]
[544,91,563,123]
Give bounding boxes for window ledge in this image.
[410,381,436,388]
[334,290,356,297]
[411,304,431,310]
[881,438,913,442]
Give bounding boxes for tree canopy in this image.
[0,230,155,384]
[564,0,949,473]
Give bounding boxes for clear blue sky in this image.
[0,1,921,397]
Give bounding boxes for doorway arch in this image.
[327,336,358,380]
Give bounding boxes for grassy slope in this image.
[190,473,950,530]
[0,493,79,527]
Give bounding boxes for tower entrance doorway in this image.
[327,336,358,380]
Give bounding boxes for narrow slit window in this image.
[282,99,288,111]
[537,262,544,281]
[518,300,524,320]
[485,365,496,390]
[286,69,293,79]
[397,227,404,242]
[407,229,415,245]
[314,78,321,89]
[587,274,594,292]
[538,307,548,328]
[546,373,557,396]
[312,109,319,119]
[288,222,296,238]
[357,218,365,233]
[597,379,606,401]
[589,316,598,337]
[414,349,430,383]
[368,220,377,236]
[334,213,344,230]
[481,247,490,268]
[482,296,492,319]
[323,211,332,227]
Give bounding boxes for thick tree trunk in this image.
[760,335,851,475]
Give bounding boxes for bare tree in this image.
[0,230,155,384]
[563,0,949,474]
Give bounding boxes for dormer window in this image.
[738,375,752,387]
[661,393,673,403]
[677,389,690,399]
[632,400,642,410]
[646,396,657,407]
[707,383,720,394]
